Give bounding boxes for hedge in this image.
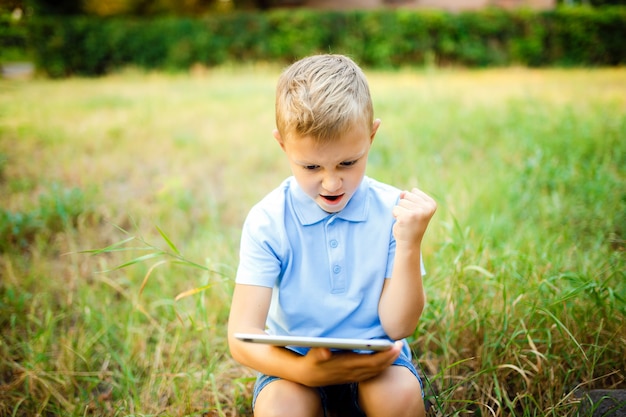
[21,6,626,77]
[0,14,29,62]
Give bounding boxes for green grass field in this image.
[1,66,624,416]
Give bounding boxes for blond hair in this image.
[275,54,374,143]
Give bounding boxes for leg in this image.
[358,365,425,417]
[254,379,324,417]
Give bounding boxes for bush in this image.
[0,13,29,62]
[23,6,626,77]
[546,6,626,65]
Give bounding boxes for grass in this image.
[0,65,624,416]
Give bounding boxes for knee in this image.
[377,383,424,417]
[394,383,425,417]
[254,380,323,417]
[359,368,425,417]
[255,399,307,417]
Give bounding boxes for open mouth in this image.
[322,194,344,203]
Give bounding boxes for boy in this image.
[227,54,436,417]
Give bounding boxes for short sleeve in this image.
[235,207,284,288]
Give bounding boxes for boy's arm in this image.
[378,188,437,340]
[227,283,403,386]
[227,283,298,375]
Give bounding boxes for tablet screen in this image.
[234,333,394,352]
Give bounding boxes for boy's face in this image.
[275,120,380,213]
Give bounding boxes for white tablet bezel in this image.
[234,333,394,352]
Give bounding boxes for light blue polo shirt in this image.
[236,176,425,350]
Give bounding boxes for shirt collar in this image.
[289,177,370,226]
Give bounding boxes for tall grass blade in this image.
[210,373,225,416]
[156,225,181,255]
[538,308,589,361]
[463,265,494,278]
[78,236,137,255]
[105,252,166,272]
[174,284,215,301]
[139,259,171,296]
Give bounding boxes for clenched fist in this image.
[392,188,437,246]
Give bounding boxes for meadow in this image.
[0,65,624,416]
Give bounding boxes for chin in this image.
[318,201,347,213]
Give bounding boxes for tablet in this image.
[234,333,394,352]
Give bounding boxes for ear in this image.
[370,119,381,144]
[273,129,286,151]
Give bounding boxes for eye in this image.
[303,165,319,170]
[340,160,358,167]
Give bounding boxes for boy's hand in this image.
[296,341,403,387]
[392,188,437,246]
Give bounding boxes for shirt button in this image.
[333,265,341,274]
[329,239,338,248]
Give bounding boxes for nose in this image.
[322,173,342,193]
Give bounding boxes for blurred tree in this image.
[17,0,626,16]
[25,0,84,15]
[0,0,24,12]
[588,0,626,4]
[11,0,306,16]
[558,0,626,4]
[234,0,299,9]
[82,0,128,16]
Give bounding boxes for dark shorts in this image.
[252,349,423,417]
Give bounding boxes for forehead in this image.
[284,124,371,163]
[280,110,371,145]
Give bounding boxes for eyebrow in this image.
[293,150,366,166]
